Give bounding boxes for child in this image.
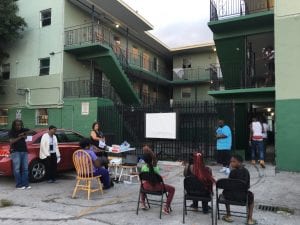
[222,154,256,225]
[140,152,175,215]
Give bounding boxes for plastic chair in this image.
[136,172,170,219]
[183,176,214,224]
[72,150,103,200]
[215,178,249,225]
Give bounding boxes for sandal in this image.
[247,219,257,225]
[222,215,234,223]
[162,206,170,215]
[141,203,148,210]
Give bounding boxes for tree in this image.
[0,0,26,64]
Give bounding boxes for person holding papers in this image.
[39,125,61,183]
[90,122,108,168]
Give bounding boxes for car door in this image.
[57,130,83,170]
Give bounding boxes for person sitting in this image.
[184,152,215,213]
[90,122,108,169]
[140,152,175,215]
[142,144,157,166]
[222,154,256,225]
[79,138,112,189]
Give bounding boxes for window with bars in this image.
[39,58,50,76]
[36,109,48,125]
[1,63,10,80]
[181,87,192,98]
[0,109,8,125]
[40,9,51,27]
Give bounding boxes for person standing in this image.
[39,125,61,183]
[90,122,108,169]
[261,118,269,160]
[250,117,265,168]
[9,119,34,189]
[184,153,215,213]
[216,119,232,175]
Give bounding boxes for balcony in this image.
[210,0,274,21]
[172,67,212,86]
[63,78,122,103]
[64,23,170,82]
[209,60,275,91]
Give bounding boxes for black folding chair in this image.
[183,176,214,224]
[215,178,249,225]
[136,172,170,219]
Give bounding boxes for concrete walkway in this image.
[0,161,299,225]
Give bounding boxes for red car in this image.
[0,129,85,182]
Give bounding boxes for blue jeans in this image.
[94,167,110,189]
[11,152,29,188]
[251,140,264,160]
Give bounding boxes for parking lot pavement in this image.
[0,161,299,225]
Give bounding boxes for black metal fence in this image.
[210,0,274,21]
[98,101,235,162]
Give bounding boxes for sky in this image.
[122,0,213,48]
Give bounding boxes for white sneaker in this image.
[225,168,231,175]
[16,186,25,190]
[25,186,32,190]
[219,167,226,173]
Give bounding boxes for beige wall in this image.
[275,0,300,100]
[1,0,64,108]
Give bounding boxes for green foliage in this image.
[0,0,26,63]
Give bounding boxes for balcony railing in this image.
[63,79,166,105]
[210,0,274,21]
[63,78,122,104]
[64,23,170,79]
[173,67,211,82]
[210,60,275,91]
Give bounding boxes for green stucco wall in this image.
[0,98,113,138]
[275,99,300,171]
[275,0,300,171]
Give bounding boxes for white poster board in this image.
[145,112,176,139]
[81,102,89,115]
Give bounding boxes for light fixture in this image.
[267,108,271,112]
[213,47,216,52]
[271,112,275,116]
[115,24,120,28]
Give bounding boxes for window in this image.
[39,58,50,75]
[36,109,48,125]
[183,57,191,68]
[64,131,84,142]
[181,87,192,98]
[40,9,51,27]
[1,64,10,80]
[0,109,8,125]
[132,46,139,64]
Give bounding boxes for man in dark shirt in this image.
[222,155,256,225]
[9,119,34,189]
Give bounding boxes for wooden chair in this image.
[72,150,103,200]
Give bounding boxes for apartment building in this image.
[209,0,300,171]
[0,0,216,136]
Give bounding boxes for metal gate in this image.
[98,101,234,161]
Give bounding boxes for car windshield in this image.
[0,130,9,142]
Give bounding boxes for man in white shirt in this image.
[40,125,61,183]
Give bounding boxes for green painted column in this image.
[275,0,300,171]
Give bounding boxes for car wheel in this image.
[29,159,46,182]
